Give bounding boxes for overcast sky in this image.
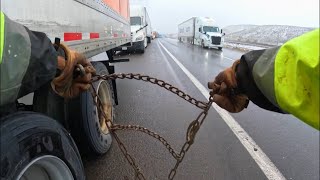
[130,0,319,33]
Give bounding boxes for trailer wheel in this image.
[68,62,115,155]
[0,112,85,180]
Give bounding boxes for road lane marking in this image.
[158,41,286,180]
[156,42,186,90]
[220,54,234,61]
[164,38,235,61]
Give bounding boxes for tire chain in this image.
[90,73,214,180]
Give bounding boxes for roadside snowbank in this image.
[224,42,267,51]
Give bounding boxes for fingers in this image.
[74,82,91,91]
[214,71,226,84]
[74,73,92,83]
[73,65,96,83]
[85,65,96,75]
[64,83,91,98]
[212,94,238,113]
[208,82,221,94]
[233,94,249,112]
[208,81,215,89]
[208,82,230,96]
[219,82,228,94]
[72,83,91,97]
[212,94,249,113]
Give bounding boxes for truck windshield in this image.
[203,26,219,33]
[130,17,142,26]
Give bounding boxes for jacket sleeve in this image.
[236,29,319,130]
[0,12,58,106]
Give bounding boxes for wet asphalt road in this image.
[83,38,319,180]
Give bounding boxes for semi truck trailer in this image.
[178,17,224,50]
[1,0,131,179]
[120,5,152,53]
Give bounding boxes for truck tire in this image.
[140,40,145,53]
[0,112,85,180]
[147,37,151,43]
[33,82,66,126]
[201,40,206,48]
[68,62,115,155]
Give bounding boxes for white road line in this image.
[156,42,186,90]
[158,41,286,180]
[221,55,234,61]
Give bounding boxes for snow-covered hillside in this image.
[223,25,258,34]
[223,25,315,46]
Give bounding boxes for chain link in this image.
[111,124,181,160]
[92,73,208,110]
[90,73,213,179]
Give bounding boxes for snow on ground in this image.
[224,42,265,52]
[223,25,315,46]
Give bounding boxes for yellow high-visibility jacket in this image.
[236,29,319,130]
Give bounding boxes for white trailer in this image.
[121,5,152,53]
[178,17,224,50]
[1,0,130,179]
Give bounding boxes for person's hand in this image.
[51,43,96,98]
[208,60,249,113]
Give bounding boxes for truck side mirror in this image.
[199,27,201,32]
[223,33,226,36]
[221,29,223,33]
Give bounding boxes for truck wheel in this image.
[33,82,66,126]
[201,40,206,49]
[68,62,115,155]
[0,112,85,180]
[140,41,145,53]
[147,37,151,43]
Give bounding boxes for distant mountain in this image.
[223,25,315,46]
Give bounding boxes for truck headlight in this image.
[136,35,144,41]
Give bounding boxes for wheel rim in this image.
[96,80,113,134]
[17,155,73,180]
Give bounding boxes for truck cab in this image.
[121,5,152,53]
[195,17,224,50]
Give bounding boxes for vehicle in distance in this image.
[120,5,152,53]
[178,17,224,50]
